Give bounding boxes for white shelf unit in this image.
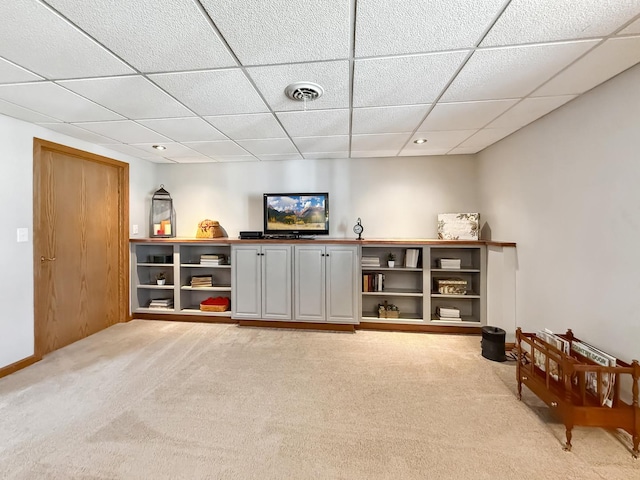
[179,244,232,317]
[131,243,175,313]
[428,245,486,326]
[360,245,427,323]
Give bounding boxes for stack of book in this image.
[404,249,420,268]
[435,306,461,321]
[200,254,226,266]
[438,258,461,269]
[361,256,380,268]
[191,275,213,287]
[363,273,385,292]
[148,298,173,309]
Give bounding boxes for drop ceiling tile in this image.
[258,154,304,161]
[401,130,477,154]
[482,0,640,47]
[356,0,508,56]
[400,147,452,157]
[59,76,193,120]
[448,146,483,155]
[441,41,598,102]
[38,123,119,144]
[130,143,201,158]
[352,105,431,134]
[0,58,42,84]
[303,152,349,159]
[353,52,468,107]
[487,95,576,129]
[0,83,123,122]
[533,37,640,97]
[456,127,520,149]
[619,18,640,35]
[204,113,286,140]
[418,100,518,131]
[0,99,60,123]
[142,157,178,164]
[138,117,226,142]
[46,0,235,72]
[247,61,349,111]
[101,144,151,158]
[350,150,401,158]
[216,156,257,163]
[277,110,350,137]
[149,70,268,116]
[72,121,170,144]
[0,2,134,79]
[236,138,299,156]
[292,136,350,153]
[182,141,250,157]
[200,0,350,65]
[351,133,411,153]
[171,157,217,164]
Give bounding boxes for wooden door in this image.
[33,139,129,357]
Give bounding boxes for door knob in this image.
[40,256,56,263]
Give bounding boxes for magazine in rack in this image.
[533,329,569,381]
[571,340,616,408]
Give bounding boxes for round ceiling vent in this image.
[284,82,324,102]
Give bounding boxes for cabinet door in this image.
[231,245,262,319]
[294,245,326,322]
[261,245,292,320]
[326,245,358,323]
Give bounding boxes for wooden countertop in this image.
[130,237,516,247]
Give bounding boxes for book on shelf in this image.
[435,306,460,318]
[361,256,380,267]
[571,340,616,408]
[404,249,420,268]
[436,315,461,321]
[362,273,384,292]
[200,254,227,265]
[438,258,461,269]
[191,275,213,287]
[148,298,173,309]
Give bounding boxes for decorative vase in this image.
[388,261,395,268]
[157,279,166,286]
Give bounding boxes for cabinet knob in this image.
[40,256,56,263]
[551,401,558,407]
[522,376,528,380]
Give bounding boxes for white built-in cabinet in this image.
[294,245,358,324]
[231,244,292,320]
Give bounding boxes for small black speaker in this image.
[481,326,507,362]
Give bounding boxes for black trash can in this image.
[481,326,506,362]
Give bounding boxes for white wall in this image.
[478,64,640,361]
[0,114,156,369]
[157,155,479,239]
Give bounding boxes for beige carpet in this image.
[0,321,637,480]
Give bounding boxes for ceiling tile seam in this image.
[395,0,516,156]
[0,96,66,122]
[525,38,607,98]
[37,0,136,76]
[194,0,305,159]
[614,12,640,34]
[39,0,229,151]
[0,54,45,81]
[347,0,357,158]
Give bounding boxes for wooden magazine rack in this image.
[516,328,639,457]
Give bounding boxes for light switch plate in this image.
[132,224,139,235]
[17,228,28,243]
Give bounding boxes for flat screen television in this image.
[263,192,329,237]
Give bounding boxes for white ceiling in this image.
[1,0,639,163]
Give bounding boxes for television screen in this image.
[263,193,329,236]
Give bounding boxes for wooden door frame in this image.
[33,138,129,358]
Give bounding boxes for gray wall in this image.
[478,63,640,362]
[157,155,480,239]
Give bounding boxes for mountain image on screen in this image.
[266,196,326,231]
